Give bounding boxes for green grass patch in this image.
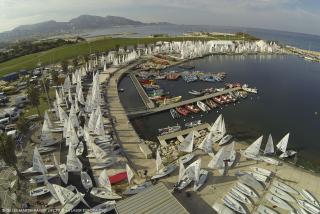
[24,88,55,117]
[0,35,257,77]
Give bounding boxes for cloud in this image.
[0,0,319,35]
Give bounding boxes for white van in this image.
[0,117,10,126]
[15,95,29,107]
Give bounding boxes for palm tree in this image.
[27,85,41,117]
[0,134,23,179]
[60,60,69,73]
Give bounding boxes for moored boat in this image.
[197,101,210,112]
[170,108,181,119]
[185,104,201,113]
[158,125,181,135]
[185,120,202,128]
[175,106,190,116]
[206,99,218,109]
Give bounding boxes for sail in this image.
[94,114,105,136]
[185,158,201,180]
[244,136,263,156]
[53,184,75,205]
[66,145,82,172]
[264,134,275,155]
[276,133,290,153]
[126,164,134,184]
[58,106,68,122]
[55,89,62,106]
[44,111,53,128]
[33,147,48,173]
[41,119,54,144]
[98,169,112,192]
[78,87,85,105]
[92,143,108,160]
[178,161,185,182]
[198,132,213,153]
[63,75,71,91]
[156,149,162,173]
[220,118,226,136]
[179,131,194,153]
[194,159,201,183]
[210,114,222,133]
[88,112,96,131]
[68,89,73,104]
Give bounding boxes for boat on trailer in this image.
[300,189,320,208]
[30,186,50,197]
[212,202,235,214]
[265,193,294,211]
[223,194,247,214]
[297,199,320,214]
[123,181,153,195]
[273,180,299,195]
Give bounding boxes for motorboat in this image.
[206,99,218,109]
[30,186,50,197]
[185,104,201,113]
[90,187,122,200]
[185,120,202,128]
[235,182,259,198]
[81,171,93,191]
[273,180,298,195]
[158,125,181,135]
[175,106,190,116]
[300,189,320,208]
[123,181,153,195]
[188,90,202,96]
[297,200,320,214]
[265,193,294,211]
[197,101,210,112]
[193,169,208,191]
[250,167,272,177]
[270,186,296,202]
[179,153,195,164]
[228,188,252,204]
[151,163,177,180]
[256,205,278,214]
[84,201,116,214]
[170,109,181,119]
[29,174,57,184]
[218,135,233,146]
[223,194,247,214]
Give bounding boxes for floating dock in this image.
[157,123,211,146]
[127,87,241,117]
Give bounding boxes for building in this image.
[115,183,189,214]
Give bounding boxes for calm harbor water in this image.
[118,54,320,171]
[82,24,320,51]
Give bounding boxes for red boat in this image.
[166,73,180,80]
[206,99,217,109]
[109,172,127,184]
[175,107,190,116]
[184,104,200,113]
[139,79,155,84]
[213,96,225,105]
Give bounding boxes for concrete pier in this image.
[128,73,155,109]
[106,62,156,175]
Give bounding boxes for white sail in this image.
[88,112,96,131]
[264,134,275,155]
[77,87,85,105]
[40,119,54,145]
[58,106,68,123]
[178,161,186,182]
[53,155,68,184]
[94,114,105,136]
[98,169,112,192]
[66,145,82,172]
[198,132,213,153]
[179,131,194,153]
[244,136,263,156]
[276,133,290,153]
[92,143,108,160]
[220,118,226,136]
[52,184,75,205]
[185,158,201,181]
[69,105,79,128]
[33,147,48,174]
[63,75,71,91]
[68,89,73,104]
[156,149,162,173]
[44,111,53,128]
[126,164,134,184]
[55,89,62,106]
[210,114,222,133]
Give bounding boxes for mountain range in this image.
[0,15,171,43]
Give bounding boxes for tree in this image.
[60,60,69,73]
[16,116,29,135]
[0,134,23,179]
[72,57,79,69]
[27,85,41,117]
[51,69,60,86]
[83,55,89,63]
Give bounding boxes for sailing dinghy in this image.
[276,133,297,158]
[242,136,263,160]
[212,202,235,214]
[235,182,259,198]
[265,193,294,211]
[179,131,195,153]
[151,149,177,180]
[270,186,296,202]
[256,205,278,214]
[264,134,275,155]
[53,155,68,184]
[30,186,50,197]
[123,181,153,195]
[297,199,320,214]
[228,188,252,204]
[223,194,247,214]
[22,147,55,174]
[81,171,93,191]
[179,153,195,164]
[300,189,320,208]
[273,180,298,195]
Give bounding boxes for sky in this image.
[1,0,320,35]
